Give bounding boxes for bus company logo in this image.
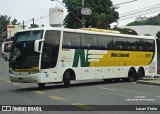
[73,50,106,67]
[111,52,130,57]
[73,50,90,67]
[2,106,11,111]
[23,43,27,48]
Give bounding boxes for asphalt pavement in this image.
[137,77,160,86]
[0,56,160,114]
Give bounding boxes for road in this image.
[0,56,160,114]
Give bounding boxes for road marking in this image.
[155,96,160,99]
[101,87,117,91]
[49,96,65,101]
[72,103,96,110]
[33,91,46,95]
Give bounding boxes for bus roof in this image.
[18,27,156,40]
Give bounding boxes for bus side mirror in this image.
[34,39,44,53]
[1,41,13,54]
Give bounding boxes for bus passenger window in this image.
[146,40,154,52]
[98,35,112,50]
[81,34,97,49]
[63,32,81,49]
[137,39,146,51]
[113,37,126,50]
[126,38,136,51]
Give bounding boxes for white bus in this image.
[2,27,157,88]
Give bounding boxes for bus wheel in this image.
[38,83,45,89]
[137,69,144,80]
[128,69,136,82]
[113,78,120,82]
[63,71,71,87]
[103,79,112,83]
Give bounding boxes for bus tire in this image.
[38,83,45,89]
[128,68,136,82]
[63,71,71,87]
[137,69,144,80]
[114,78,120,82]
[103,79,113,83]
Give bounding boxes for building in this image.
[1,25,21,42]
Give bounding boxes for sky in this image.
[0,0,160,28]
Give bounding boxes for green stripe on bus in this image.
[73,49,90,67]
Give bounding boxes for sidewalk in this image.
[136,77,160,86]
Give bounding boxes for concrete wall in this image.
[7,25,21,39]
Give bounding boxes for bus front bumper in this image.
[9,73,43,83]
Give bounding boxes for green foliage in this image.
[30,24,39,28]
[144,34,151,36]
[113,27,138,35]
[63,0,119,29]
[127,13,160,26]
[11,18,18,25]
[156,31,160,39]
[0,15,19,39]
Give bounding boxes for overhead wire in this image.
[24,2,160,25]
[120,3,160,17]
[24,0,81,26]
[119,3,160,21]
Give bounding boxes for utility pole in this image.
[22,20,25,30]
[82,0,85,28]
[32,18,35,28]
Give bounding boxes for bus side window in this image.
[63,42,71,48]
[98,35,113,50]
[63,32,81,49]
[137,39,146,51]
[113,37,126,50]
[146,39,154,52]
[42,30,60,69]
[126,38,136,51]
[81,34,97,49]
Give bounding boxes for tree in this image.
[0,15,19,39]
[0,15,11,39]
[113,27,138,35]
[144,34,151,36]
[29,24,39,28]
[156,31,160,39]
[127,13,160,26]
[62,0,119,29]
[11,18,18,25]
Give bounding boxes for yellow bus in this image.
[2,27,157,88]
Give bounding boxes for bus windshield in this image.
[15,30,43,42]
[9,30,44,70]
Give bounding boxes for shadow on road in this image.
[12,79,129,92]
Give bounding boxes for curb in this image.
[136,80,160,86]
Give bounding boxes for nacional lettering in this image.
[111,52,130,57]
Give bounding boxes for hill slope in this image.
[127,13,160,26]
